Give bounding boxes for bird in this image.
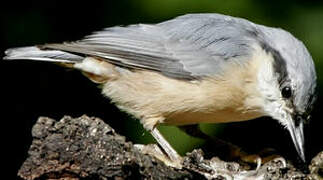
[3,13,317,168]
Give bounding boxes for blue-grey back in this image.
[44,14,264,80]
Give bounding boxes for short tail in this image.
[3,46,83,63]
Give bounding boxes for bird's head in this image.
[255,27,317,162]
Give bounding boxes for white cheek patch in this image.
[254,46,286,119]
[257,58,279,100]
[255,48,296,128]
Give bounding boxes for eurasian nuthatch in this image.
[4,13,317,167]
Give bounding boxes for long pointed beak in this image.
[287,116,305,162]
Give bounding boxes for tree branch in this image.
[18,115,323,179]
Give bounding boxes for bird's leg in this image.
[179,124,262,168]
[178,124,210,140]
[150,128,182,163]
[179,124,241,153]
[137,117,183,168]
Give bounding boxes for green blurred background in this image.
[1,0,323,179]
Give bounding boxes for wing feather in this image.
[43,14,260,80]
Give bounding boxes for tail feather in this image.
[3,46,84,63]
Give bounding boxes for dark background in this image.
[1,0,323,179]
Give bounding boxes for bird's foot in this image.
[234,148,287,172]
[134,144,183,168]
[179,124,285,170]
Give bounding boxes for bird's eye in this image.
[282,86,292,98]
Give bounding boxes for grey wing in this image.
[44,14,260,80]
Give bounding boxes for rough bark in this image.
[18,115,323,180]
